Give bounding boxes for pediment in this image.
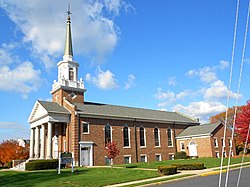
[28,101,48,123]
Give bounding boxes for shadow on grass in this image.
[0,168,90,187]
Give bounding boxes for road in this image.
[150,167,250,187]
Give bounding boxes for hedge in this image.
[125,164,138,168]
[174,151,188,159]
[26,159,58,171]
[158,166,177,175]
[171,163,205,170]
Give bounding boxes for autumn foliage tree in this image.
[209,104,245,154]
[105,141,119,168]
[0,139,29,167]
[236,101,250,153]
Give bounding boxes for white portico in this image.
[28,101,70,160]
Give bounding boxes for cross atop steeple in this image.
[64,3,73,60]
[67,4,72,17]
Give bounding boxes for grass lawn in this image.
[120,156,250,169]
[0,167,160,187]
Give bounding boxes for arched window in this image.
[69,68,74,80]
[140,127,146,147]
[123,126,130,147]
[167,128,173,147]
[105,124,111,145]
[154,128,160,146]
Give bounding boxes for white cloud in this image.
[155,88,190,107]
[173,101,227,123]
[0,122,29,140]
[0,61,42,98]
[168,76,177,86]
[0,0,132,69]
[186,60,230,83]
[85,67,118,90]
[125,74,136,90]
[204,80,239,100]
[186,66,217,83]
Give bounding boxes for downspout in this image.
[78,113,81,166]
[134,119,138,163]
[173,122,178,154]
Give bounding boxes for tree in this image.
[210,105,244,128]
[209,104,245,154]
[236,101,250,151]
[105,141,119,168]
[0,139,29,167]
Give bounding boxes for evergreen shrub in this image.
[26,159,58,171]
[158,166,177,175]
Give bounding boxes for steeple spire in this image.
[63,4,73,61]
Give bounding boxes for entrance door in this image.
[81,147,90,166]
[52,135,59,159]
[189,141,197,157]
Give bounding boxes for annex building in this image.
[28,9,234,166]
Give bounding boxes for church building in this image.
[28,9,201,166]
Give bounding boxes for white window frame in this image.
[167,128,173,147]
[221,138,225,147]
[215,151,220,158]
[230,151,234,157]
[140,154,147,162]
[63,140,67,152]
[154,128,161,147]
[83,122,90,134]
[139,127,147,148]
[214,138,218,148]
[155,154,162,161]
[228,138,232,147]
[180,142,185,151]
[223,151,227,157]
[169,153,175,160]
[123,126,131,148]
[124,155,132,164]
[104,124,112,146]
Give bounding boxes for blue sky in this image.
[0,0,250,140]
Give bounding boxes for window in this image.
[154,128,160,147]
[69,68,74,80]
[123,126,130,147]
[140,127,146,147]
[63,140,67,152]
[221,139,225,147]
[215,152,220,158]
[180,142,185,151]
[230,151,234,157]
[229,139,232,147]
[167,128,173,147]
[124,156,131,164]
[214,138,218,147]
[140,155,147,162]
[223,152,227,157]
[169,153,174,160]
[105,124,112,145]
[155,154,161,161]
[83,122,89,134]
[105,157,111,166]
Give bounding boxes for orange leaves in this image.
[0,139,29,166]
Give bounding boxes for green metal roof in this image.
[75,102,200,125]
[176,123,222,138]
[38,100,70,114]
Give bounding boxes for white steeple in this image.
[51,5,85,94]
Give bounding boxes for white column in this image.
[29,128,34,158]
[40,124,45,159]
[47,122,52,159]
[34,126,40,159]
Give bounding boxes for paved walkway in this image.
[105,162,250,187]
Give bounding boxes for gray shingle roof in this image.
[75,102,199,124]
[38,100,70,114]
[176,123,222,138]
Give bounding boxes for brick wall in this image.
[79,117,188,166]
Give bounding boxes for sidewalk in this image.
[105,162,250,187]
